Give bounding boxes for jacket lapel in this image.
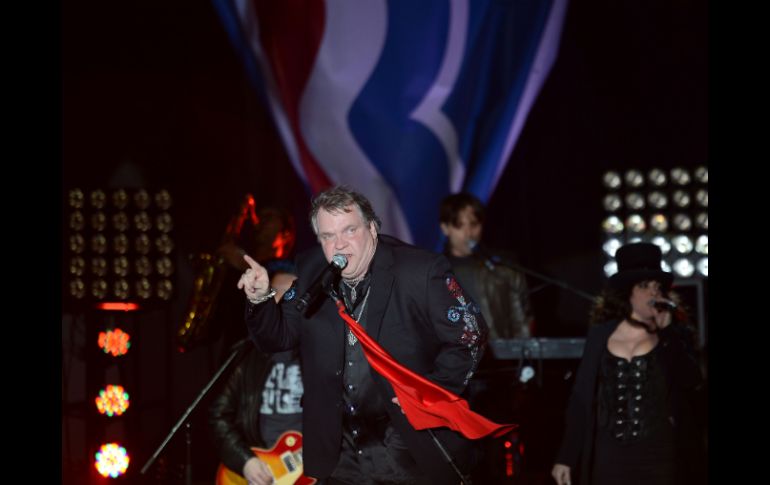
[364,238,395,342]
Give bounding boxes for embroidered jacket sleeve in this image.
[423,255,489,395]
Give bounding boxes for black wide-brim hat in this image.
[608,242,673,291]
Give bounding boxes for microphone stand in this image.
[476,247,597,304]
[140,338,251,480]
[474,246,596,389]
[427,429,472,485]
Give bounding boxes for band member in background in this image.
[210,262,302,485]
[238,186,489,484]
[552,243,705,485]
[439,193,535,481]
[180,202,297,355]
[439,192,533,339]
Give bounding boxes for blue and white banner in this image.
[213,0,568,249]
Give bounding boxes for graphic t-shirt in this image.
[259,351,303,445]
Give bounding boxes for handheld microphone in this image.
[650,299,677,312]
[295,254,348,313]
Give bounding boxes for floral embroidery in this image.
[447,307,461,322]
[462,314,479,340]
[446,276,464,300]
[445,275,485,384]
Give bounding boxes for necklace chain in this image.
[347,288,371,346]
[343,276,365,287]
[343,274,367,303]
[344,279,359,303]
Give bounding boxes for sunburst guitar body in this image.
[216,431,316,485]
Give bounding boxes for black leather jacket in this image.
[209,347,272,474]
[447,247,533,339]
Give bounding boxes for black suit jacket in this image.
[245,235,488,483]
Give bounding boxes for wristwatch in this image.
[247,287,277,305]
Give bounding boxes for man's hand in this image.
[551,463,571,485]
[237,254,271,302]
[242,456,274,485]
[391,397,406,414]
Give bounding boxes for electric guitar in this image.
[216,430,316,485]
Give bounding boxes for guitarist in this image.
[211,264,303,485]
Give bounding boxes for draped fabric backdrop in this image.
[212,0,568,250]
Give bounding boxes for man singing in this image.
[238,186,488,484]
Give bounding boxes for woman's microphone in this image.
[649,299,677,312]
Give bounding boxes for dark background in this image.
[61,0,707,483]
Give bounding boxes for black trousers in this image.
[324,422,422,485]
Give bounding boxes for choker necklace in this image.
[627,317,658,333]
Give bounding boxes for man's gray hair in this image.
[310,185,382,235]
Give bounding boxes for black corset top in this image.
[597,343,669,443]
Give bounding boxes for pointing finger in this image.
[243,254,260,269]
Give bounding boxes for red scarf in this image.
[336,301,516,439]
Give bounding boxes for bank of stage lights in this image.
[66,188,175,308]
[93,324,132,477]
[601,166,708,279]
